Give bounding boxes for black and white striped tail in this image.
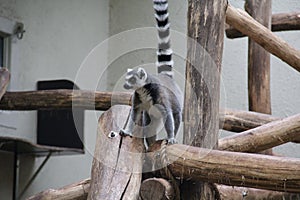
[153,0,173,77]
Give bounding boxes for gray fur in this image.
[120,68,182,145]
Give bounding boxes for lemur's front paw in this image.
[119,129,133,137]
[167,138,177,145]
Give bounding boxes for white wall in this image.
[0,0,109,199]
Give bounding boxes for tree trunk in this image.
[88,105,144,200]
[183,0,227,199]
[246,0,272,155]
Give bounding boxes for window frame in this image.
[0,16,24,69]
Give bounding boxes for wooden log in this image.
[246,0,272,155]
[226,11,300,39]
[246,0,272,115]
[1,89,299,145]
[27,178,90,200]
[88,105,144,200]
[217,185,300,200]
[183,0,227,199]
[221,109,278,132]
[219,113,300,153]
[226,4,300,73]
[221,109,300,143]
[147,142,300,193]
[140,178,175,200]
[0,90,131,110]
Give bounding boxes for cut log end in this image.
[140,178,175,200]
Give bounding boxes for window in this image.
[0,16,24,69]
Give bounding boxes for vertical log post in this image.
[88,105,144,200]
[182,0,227,199]
[246,0,272,154]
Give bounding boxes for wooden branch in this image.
[221,109,278,132]
[2,90,299,145]
[148,142,300,193]
[183,0,226,198]
[217,185,300,200]
[226,12,300,39]
[226,4,300,73]
[0,90,131,110]
[272,12,300,31]
[219,113,300,152]
[27,179,90,200]
[221,109,300,143]
[88,105,144,200]
[140,178,175,200]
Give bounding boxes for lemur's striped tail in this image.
[153,0,173,77]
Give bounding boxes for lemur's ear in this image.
[137,67,147,79]
[127,68,133,73]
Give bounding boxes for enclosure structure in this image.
[0,0,300,199]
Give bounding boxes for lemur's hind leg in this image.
[164,112,176,144]
[173,112,181,137]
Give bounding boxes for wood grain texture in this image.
[246,0,272,155]
[221,109,300,143]
[28,179,90,200]
[147,142,300,193]
[219,113,300,152]
[226,11,300,38]
[88,105,144,200]
[140,178,175,200]
[0,90,131,110]
[226,4,300,73]
[183,0,227,199]
[217,185,300,200]
[246,0,272,115]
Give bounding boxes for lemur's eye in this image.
[129,77,136,83]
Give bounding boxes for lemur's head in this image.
[123,67,148,90]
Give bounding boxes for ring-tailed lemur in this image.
[119,0,182,145]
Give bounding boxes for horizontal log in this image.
[226,4,300,73]
[221,109,278,132]
[148,142,300,193]
[1,90,299,145]
[219,113,300,152]
[226,12,300,38]
[27,178,90,200]
[217,185,300,200]
[221,109,300,144]
[0,90,131,110]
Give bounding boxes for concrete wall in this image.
[0,0,109,199]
